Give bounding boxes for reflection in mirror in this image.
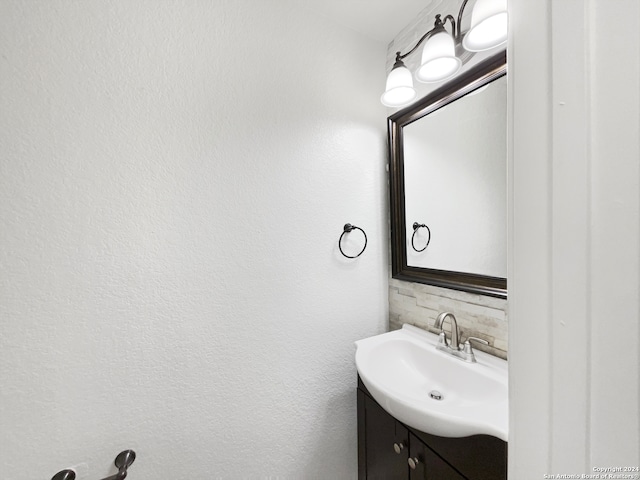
[404,75,506,277]
[388,52,506,298]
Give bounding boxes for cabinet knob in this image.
[393,442,404,454]
[408,457,420,470]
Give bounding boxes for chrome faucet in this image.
[434,312,489,363]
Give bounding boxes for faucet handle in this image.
[466,336,489,345]
[462,336,489,354]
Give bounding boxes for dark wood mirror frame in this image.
[388,51,507,299]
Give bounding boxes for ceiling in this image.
[301,0,430,44]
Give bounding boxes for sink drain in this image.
[429,390,443,401]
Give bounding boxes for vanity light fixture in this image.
[380,0,507,107]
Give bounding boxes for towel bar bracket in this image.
[100,450,136,480]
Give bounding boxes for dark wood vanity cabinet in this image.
[357,378,507,480]
[408,432,468,479]
[360,388,409,479]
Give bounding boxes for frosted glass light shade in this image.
[462,0,508,52]
[415,29,461,83]
[381,62,416,107]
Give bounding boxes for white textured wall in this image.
[509,0,640,475]
[0,1,388,479]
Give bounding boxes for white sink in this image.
[355,324,508,441]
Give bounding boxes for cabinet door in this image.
[408,433,467,480]
[361,393,408,479]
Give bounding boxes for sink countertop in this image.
[355,324,508,441]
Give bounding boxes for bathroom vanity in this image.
[357,377,507,479]
[355,325,508,479]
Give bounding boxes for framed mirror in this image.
[388,51,507,298]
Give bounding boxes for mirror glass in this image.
[404,76,507,277]
[388,53,507,298]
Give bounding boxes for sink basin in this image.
[355,324,508,441]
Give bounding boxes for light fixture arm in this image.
[441,14,458,39]
[456,0,471,41]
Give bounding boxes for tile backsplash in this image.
[389,278,508,359]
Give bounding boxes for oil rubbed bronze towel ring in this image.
[411,222,431,252]
[339,223,367,258]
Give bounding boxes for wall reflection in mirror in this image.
[404,75,506,277]
[388,53,506,298]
